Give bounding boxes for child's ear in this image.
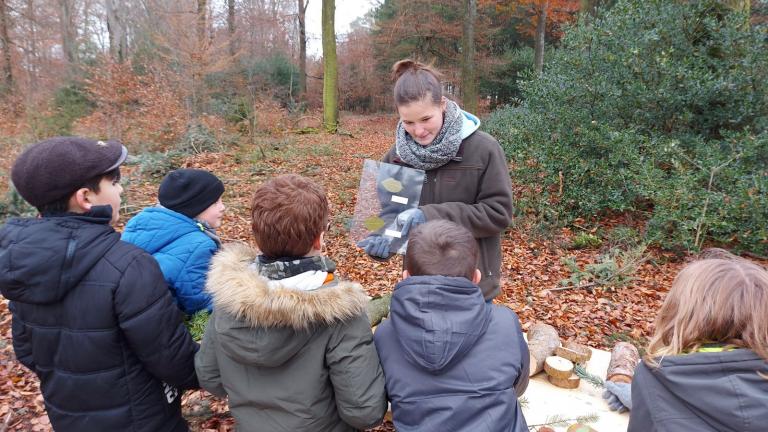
[402,270,410,279]
[311,232,324,252]
[68,187,92,213]
[472,269,482,284]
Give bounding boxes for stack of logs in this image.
[527,322,639,390]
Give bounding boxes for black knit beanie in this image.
[159,169,224,219]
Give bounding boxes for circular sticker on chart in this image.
[363,216,386,232]
[381,178,403,193]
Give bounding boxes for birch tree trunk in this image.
[106,0,128,62]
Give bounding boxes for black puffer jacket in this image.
[0,207,199,432]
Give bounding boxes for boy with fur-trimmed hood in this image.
[0,137,199,431]
[195,174,387,432]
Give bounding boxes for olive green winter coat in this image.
[195,244,387,432]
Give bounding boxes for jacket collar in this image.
[206,243,368,330]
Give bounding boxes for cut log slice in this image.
[566,424,598,432]
[544,355,574,379]
[548,372,580,389]
[556,342,592,364]
[527,322,561,376]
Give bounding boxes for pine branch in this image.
[574,364,605,388]
[527,412,600,430]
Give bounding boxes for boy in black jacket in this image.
[0,137,199,431]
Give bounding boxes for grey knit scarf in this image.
[395,99,464,171]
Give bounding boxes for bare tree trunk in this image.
[106,0,128,62]
[322,0,337,133]
[0,0,14,94]
[534,0,548,75]
[460,0,477,113]
[25,0,38,92]
[297,0,308,100]
[191,0,207,120]
[227,0,236,57]
[58,0,78,65]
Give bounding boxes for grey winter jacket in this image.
[383,128,514,300]
[195,244,387,432]
[374,275,529,432]
[629,349,768,432]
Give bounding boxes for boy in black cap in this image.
[123,168,225,315]
[0,137,200,432]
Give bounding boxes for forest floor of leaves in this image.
[1,113,763,431]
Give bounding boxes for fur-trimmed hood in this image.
[206,243,369,330]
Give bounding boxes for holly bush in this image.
[486,0,768,254]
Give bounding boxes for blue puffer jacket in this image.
[122,206,218,315]
[0,207,199,432]
[374,275,530,432]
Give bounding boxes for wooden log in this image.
[556,341,592,364]
[367,293,392,327]
[544,356,574,379]
[548,373,581,389]
[527,322,561,376]
[606,341,640,383]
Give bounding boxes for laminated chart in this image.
[350,160,425,255]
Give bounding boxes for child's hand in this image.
[602,381,632,412]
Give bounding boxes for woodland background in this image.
[0,0,766,431]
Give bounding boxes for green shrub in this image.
[30,82,95,137]
[125,151,183,179]
[0,185,37,223]
[177,123,220,154]
[570,232,602,249]
[486,0,768,254]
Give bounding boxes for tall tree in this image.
[461,0,478,111]
[297,0,308,99]
[0,0,14,93]
[58,0,78,65]
[106,0,128,62]
[534,0,547,74]
[227,0,236,57]
[322,0,337,133]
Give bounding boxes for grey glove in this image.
[357,235,393,260]
[395,208,426,237]
[602,381,632,412]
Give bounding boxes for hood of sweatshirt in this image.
[389,275,491,373]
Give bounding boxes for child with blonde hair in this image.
[628,250,768,432]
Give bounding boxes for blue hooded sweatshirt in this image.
[374,275,530,432]
[122,206,217,314]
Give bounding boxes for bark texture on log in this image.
[606,341,640,383]
[367,294,391,327]
[527,322,560,376]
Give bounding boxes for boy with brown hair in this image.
[374,219,530,432]
[0,137,199,431]
[195,174,387,432]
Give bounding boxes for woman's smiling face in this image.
[397,96,447,146]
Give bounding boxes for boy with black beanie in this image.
[123,168,225,315]
[0,136,200,432]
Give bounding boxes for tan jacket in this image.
[195,244,387,432]
[383,130,514,299]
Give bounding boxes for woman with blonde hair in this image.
[628,250,768,432]
[358,59,514,301]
